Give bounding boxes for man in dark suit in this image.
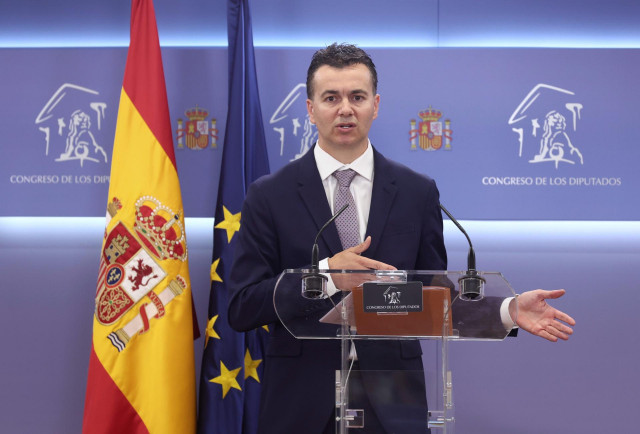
[228,43,575,434]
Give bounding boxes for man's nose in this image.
[337,99,353,116]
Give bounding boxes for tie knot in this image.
[333,169,357,187]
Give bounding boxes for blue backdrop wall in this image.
[1,1,639,433]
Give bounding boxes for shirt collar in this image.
[314,140,374,182]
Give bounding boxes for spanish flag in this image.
[82,1,196,433]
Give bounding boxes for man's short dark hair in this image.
[306,43,378,99]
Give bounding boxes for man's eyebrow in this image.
[319,89,369,98]
[320,90,339,97]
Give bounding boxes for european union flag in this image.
[197,1,270,433]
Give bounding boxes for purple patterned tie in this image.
[333,169,360,249]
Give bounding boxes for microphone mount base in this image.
[458,271,486,301]
[301,273,328,299]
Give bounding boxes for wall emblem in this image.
[34,83,109,167]
[176,106,218,150]
[409,106,452,151]
[508,83,584,169]
[270,83,317,161]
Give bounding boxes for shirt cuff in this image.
[318,258,339,296]
[500,297,517,331]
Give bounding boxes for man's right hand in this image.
[328,236,396,290]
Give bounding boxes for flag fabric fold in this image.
[197,0,270,433]
[83,1,196,433]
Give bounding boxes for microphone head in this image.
[457,270,485,301]
[301,273,328,299]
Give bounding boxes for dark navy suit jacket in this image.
[228,145,447,433]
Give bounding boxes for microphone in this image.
[439,203,485,301]
[301,203,349,299]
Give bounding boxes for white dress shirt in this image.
[314,140,374,243]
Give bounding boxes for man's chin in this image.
[332,134,365,147]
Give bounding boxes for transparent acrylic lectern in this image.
[273,269,516,434]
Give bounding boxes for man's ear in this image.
[373,93,380,120]
[306,99,315,123]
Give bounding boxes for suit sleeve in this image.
[227,180,335,332]
[227,181,282,332]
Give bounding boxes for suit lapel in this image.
[296,148,343,257]
[365,148,397,258]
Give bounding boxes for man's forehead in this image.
[312,64,374,94]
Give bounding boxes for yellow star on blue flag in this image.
[210,258,223,283]
[244,349,262,382]
[209,361,242,398]
[214,206,241,243]
[205,315,220,348]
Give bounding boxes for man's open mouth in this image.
[337,123,355,130]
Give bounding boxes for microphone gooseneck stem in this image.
[440,203,484,300]
[302,204,350,300]
[314,204,349,246]
[311,244,319,270]
[439,203,476,271]
[311,203,349,268]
